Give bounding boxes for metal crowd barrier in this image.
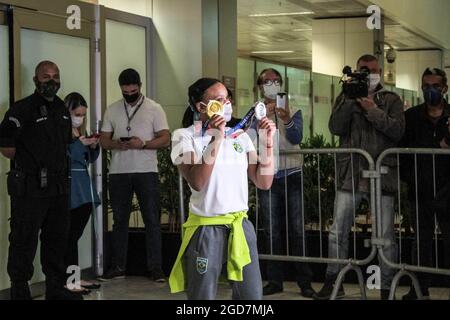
[176,147,450,300]
[375,148,450,300]
[256,149,378,300]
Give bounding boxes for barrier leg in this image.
[389,269,423,300]
[332,263,367,300]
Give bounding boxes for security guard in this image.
[0,61,81,300]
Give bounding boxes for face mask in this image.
[223,101,233,122]
[71,116,84,128]
[368,74,381,92]
[123,92,141,104]
[423,87,444,106]
[36,79,60,99]
[263,84,281,100]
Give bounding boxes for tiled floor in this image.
[36,277,450,300]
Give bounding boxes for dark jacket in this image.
[329,88,405,193]
[0,92,72,197]
[400,103,450,201]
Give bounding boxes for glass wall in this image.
[237,58,420,146]
[236,58,255,118]
[312,73,333,143]
[287,67,311,141]
[0,22,10,291]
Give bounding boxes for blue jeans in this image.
[108,173,162,271]
[258,171,313,288]
[326,190,397,290]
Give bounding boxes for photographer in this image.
[313,54,405,300]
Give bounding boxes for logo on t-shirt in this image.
[233,142,243,153]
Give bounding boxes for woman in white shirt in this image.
[169,78,276,300]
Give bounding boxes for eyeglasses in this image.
[263,79,281,86]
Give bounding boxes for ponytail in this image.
[182,105,195,128]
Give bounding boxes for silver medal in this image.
[254,102,267,120]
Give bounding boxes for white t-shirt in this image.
[171,126,256,217]
[102,96,169,174]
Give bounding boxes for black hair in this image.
[357,54,378,66]
[35,60,59,77]
[64,92,88,110]
[182,78,221,128]
[422,67,448,87]
[118,68,142,86]
[257,68,283,86]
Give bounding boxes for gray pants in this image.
[184,219,262,300]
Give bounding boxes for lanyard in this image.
[123,96,144,135]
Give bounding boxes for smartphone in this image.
[276,93,287,109]
[120,137,132,142]
[87,133,101,139]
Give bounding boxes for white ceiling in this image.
[237,0,450,68]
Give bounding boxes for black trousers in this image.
[410,198,450,291]
[8,195,70,288]
[64,203,92,269]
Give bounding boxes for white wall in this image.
[369,0,450,48]
[396,50,443,94]
[98,0,153,17]
[312,18,375,76]
[152,0,203,130]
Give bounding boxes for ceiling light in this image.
[249,12,314,18]
[292,28,312,32]
[251,50,295,54]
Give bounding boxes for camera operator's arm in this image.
[360,94,405,142]
[329,93,359,136]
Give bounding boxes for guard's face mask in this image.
[423,86,444,106]
[35,79,60,99]
[123,92,141,104]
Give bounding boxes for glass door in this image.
[12,6,96,282]
[103,8,152,232]
[0,6,11,292]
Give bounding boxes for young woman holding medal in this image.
[170,78,276,300]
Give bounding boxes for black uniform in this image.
[0,91,72,297]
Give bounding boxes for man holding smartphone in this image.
[100,68,170,282]
[254,68,315,298]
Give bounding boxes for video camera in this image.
[341,66,370,99]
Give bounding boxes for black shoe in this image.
[98,266,125,281]
[149,268,166,283]
[263,283,283,296]
[10,282,32,300]
[300,284,316,298]
[46,287,84,300]
[402,287,430,300]
[313,278,345,300]
[82,283,101,290]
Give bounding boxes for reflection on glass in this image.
[287,67,311,141]
[312,73,333,143]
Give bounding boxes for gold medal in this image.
[206,100,224,118]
